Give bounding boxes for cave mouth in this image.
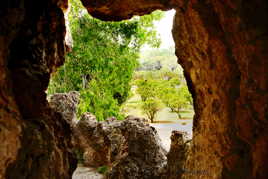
[47,4,194,151]
[46,4,194,177]
[2,0,268,178]
[121,9,194,151]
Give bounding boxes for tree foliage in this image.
[134,70,192,121]
[158,85,190,119]
[135,78,163,122]
[142,98,162,123]
[48,0,164,121]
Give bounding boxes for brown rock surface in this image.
[172,1,268,178]
[1,0,268,178]
[80,0,176,21]
[74,115,167,179]
[48,91,80,124]
[162,131,190,179]
[0,0,76,178]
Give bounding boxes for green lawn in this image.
[121,88,194,123]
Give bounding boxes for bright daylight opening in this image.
[47,0,193,177]
[121,10,194,151]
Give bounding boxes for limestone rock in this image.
[49,91,80,124]
[74,115,167,178]
[0,0,77,178]
[172,1,268,178]
[81,0,176,21]
[1,0,268,178]
[162,131,190,179]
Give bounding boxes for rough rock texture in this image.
[1,0,268,178]
[49,91,80,124]
[83,0,268,178]
[162,131,190,179]
[81,0,176,21]
[172,1,268,179]
[74,115,167,179]
[0,0,76,178]
[48,94,105,179]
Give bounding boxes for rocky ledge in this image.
[49,92,176,178]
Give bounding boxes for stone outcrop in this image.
[82,0,268,178]
[162,131,190,179]
[172,1,268,178]
[74,115,167,179]
[1,0,268,178]
[0,0,76,178]
[80,0,176,21]
[48,91,80,124]
[48,93,168,179]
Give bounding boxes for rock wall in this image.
[1,0,268,178]
[172,1,268,178]
[82,0,268,178]
[0,0,76,178]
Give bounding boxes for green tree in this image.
[134,70,192,120]
[48,0,164,121]
[135,79,159,101]
[135,78,163,122]
[141,98,162,123]
[159,84,191,119]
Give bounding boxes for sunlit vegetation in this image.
[48,0,193,122]
[48,0,164,120]
[128,69,192,123]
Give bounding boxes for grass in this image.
[121,89,194,123]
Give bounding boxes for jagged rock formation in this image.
[162,131,190,179]
[48,91,80,124]
[74,115,167,179]
[82,0,268,178]
[0,0,76,178]
[1,0,268,178]
[171,1,268,178]
[49,93,105,179]
[49,92,168,179]
[80,0,176,21]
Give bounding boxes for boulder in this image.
[74,115,167,179]
[48,91,80,124]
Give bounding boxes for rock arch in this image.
[0,0,267,178]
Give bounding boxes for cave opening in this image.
[47,1,194,176]
[121,9,194,151]
[48,0,194,148]
[1,0,268,178]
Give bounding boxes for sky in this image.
[154,10,176,48]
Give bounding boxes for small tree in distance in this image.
[134,70,192,121]
[135,79,163,123]
[142,98,162,123]
[159,85,190,119]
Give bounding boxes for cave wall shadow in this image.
[0,0,268,178]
